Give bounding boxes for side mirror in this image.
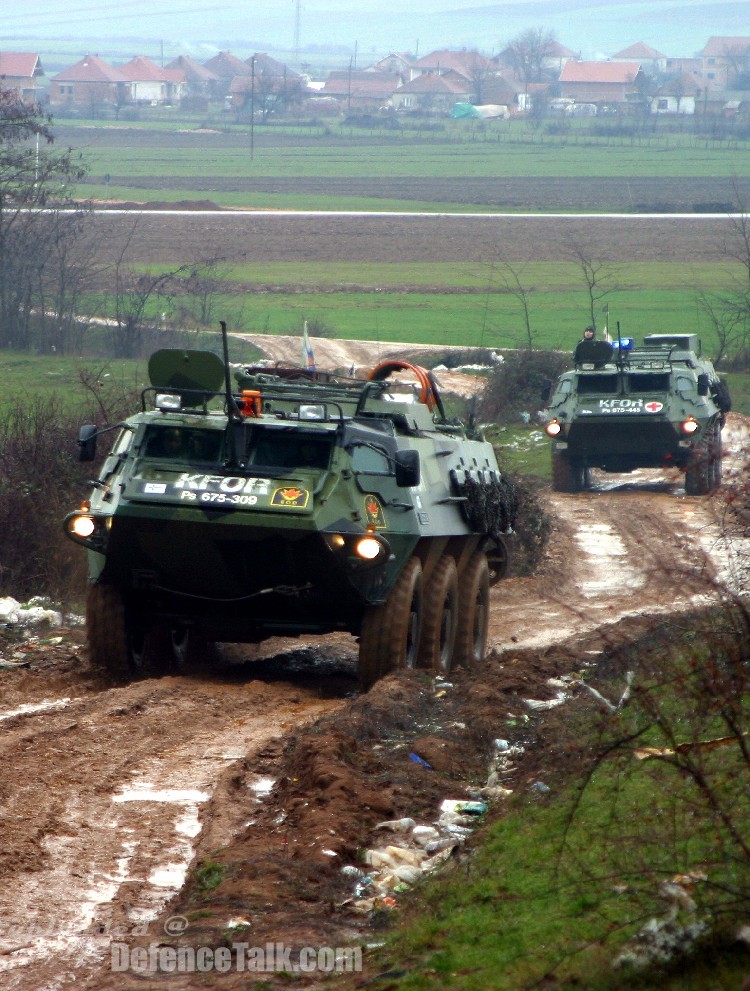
[78,424,98,462]
[541,378,552,403]
[394,449,420,488]
[697,373,709,397]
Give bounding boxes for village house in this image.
[320,69,401,111]
[227,53,303,116]
[611,41,666,75]
[119,56,185,105]
[390,70,474,113]
[49,54,130,110]
[651,73,700,114]
[164,55,219,102]
[559,60,644,107]
[0,52,44,102]
[369,52,415,83]
[700,36,750,92]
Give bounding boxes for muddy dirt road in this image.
[0,410,746,989]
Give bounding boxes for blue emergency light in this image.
[612,337,634,350]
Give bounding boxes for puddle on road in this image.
[0,697,79,722]
[573,521,643,598]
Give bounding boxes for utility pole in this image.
[293,0,301,58]
[250,56,256,161]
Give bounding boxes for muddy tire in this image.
[710,422,723,490]
[417,556,459,674]
[685,436,712,496]
[358,557,422,690]
[552,451,583,493]
[86,584,171,682]
[86,584,131,681]
[454,552,490,668]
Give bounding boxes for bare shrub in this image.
[480,349,568,425]
[0,380,139,606]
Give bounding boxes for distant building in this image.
[119,56,185,104]
[391,70,474,112]
[165,54,219,100]
[0,52,44,102]
[559,60,644,105]
[651,73,699,114]
[50,54,130,110]
[700,36,750,92]
[611,42,666,75]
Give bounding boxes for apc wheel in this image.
[358,557,423,690]
[417,556,459,674]
[551,451,583,493]
[454,552,490,669]
[86,584,131,681]
[709,422,723,490]
[685,438,711,496]
[86,584,171,681]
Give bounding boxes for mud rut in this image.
[0,415,746,990]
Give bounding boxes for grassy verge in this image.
[366,615,750,991]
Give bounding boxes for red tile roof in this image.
[397,70,472,95]
[119,55,169,82]
[412,49,490,76]
[560,60,641,84]
[612,42,665,60]
[0,52,42,78]
[166,54,219,83]
[52,54,129,83]
[203,51,251,78]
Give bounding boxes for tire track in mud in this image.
[0,672,347,989]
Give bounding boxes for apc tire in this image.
[551,451,583,493]
[358,557,423,690]
[709,422,723,490]
[86,584,171,682]
[86,584,131,681]
[454,552,490,669]
[685,438,711,496]
[417,556,459,675]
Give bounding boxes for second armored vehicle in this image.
[543,333,731,494]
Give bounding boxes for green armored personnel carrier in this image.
[543,334,731,494]
[65,334,515,687]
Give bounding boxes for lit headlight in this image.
[323,531,390,566]
[545,420,562,437]
[354,536,382,560]
[681,417,699,434]
[71,515,95,538]
[63,512,109,549]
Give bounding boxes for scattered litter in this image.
[411,825,440,847]
[440,800,487,816]
[0,596,62,628]
[530,781,551,794]
[408,752,432,769]
[340,865,364,878]
[374,818,416,833]
[492,738,511,752]
[523,692,569,711]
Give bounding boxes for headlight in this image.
[545,420,562,437]
[63,511,109,549]
[354,536,382,560]
[323,531,390,566]
[681,417,699,434]
[71,515,95,538]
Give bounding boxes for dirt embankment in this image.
[0,405,747,989]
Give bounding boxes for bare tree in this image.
[0,88,89,351]
[503,27,558,88]
[696,192,750,365]
[493,257,537,351]
[563,238,621,336]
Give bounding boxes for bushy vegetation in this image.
[479,349,569,424]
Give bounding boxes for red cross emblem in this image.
[644,401,663,413]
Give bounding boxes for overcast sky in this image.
[5,0,747,60]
